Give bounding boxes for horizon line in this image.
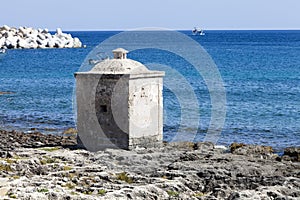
[2,25,299,32]
[59,28,300,32]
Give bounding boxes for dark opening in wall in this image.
[100,105,108,112]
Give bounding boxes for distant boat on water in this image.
[192,27,205,36]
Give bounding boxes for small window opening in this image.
[100,105,108,112]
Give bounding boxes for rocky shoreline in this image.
[0,25,83,49]
[0,130,299,199]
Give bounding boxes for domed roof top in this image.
[91,58,149,74]
[90,48,149,74]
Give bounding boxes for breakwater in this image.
[0,25,83,49]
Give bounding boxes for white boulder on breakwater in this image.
[0,25,83,49]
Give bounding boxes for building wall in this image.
[128,76,163,148]
[95,74,129,149]
[76,74,129,151]
[76,72,164,151]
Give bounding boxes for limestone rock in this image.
[230,142,273,157]
[0,187,10,197]
[282,147,300,162]
[0,130,299,199]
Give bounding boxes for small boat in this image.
[192,27,205,36]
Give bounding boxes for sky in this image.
[0,0,299,31]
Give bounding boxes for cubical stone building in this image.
[75,48,164,151]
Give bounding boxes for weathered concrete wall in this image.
[76,74,124,151]
[128,76,163,148]
[95,74,129,149]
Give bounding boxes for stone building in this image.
[75,48,164,151]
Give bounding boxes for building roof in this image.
[90,58,150,74]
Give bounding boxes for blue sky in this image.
[1,0,299,30]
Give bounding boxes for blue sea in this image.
[0,30,299,152]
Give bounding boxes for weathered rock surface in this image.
[0,130,299,199]
[0,130,76,152]
[282,147,300,162]
[0,25,83,49]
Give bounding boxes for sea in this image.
[0,30,299,152]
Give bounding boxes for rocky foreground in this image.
[0,25,83,49]
[0,130,299,200]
